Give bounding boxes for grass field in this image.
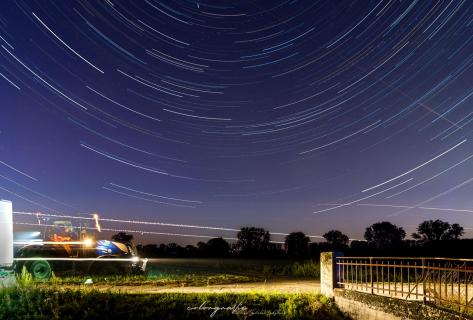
[0,259,335,319]
[144,258,320,279]
[0,287,345,320]
[35,259,319,287]
[46,273,257,287]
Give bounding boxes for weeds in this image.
[16,266,33,287]
[261,260,320,279]
[145,258,320,280]
[41,273,256,287]
[0,288,346,320]
[0,260,337,319]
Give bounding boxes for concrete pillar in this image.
[320,251,343,297]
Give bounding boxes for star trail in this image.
[1,0,473,243]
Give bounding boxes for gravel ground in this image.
[62,279,321,294]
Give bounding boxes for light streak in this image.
[418,206,473,214]
[390,176,473,216]
[116,69,185,97]
[0,173,75,210]
[93,214,101,232]
[109,182,202,204]
[0,186,59,213]
[162,108,232,121]
[68,117,166,159]
[13,240,91,246]
[313,178,414,214]
[14,257,141,262]
[86,86,161,121]
[137,19,190,46]
[102,186,196,208]
[0,72,21,90]
[80,143,168,176]
[317,202,473,214]
[0,160,38,181]
[14,221,240,242]
[14,211,238,231]
[13,211,329,240]
[300,120,382,154]
[1,45,88,110]
[32,12,104,73]
[362,139,467,193]
[386,153,473,198]
[144,0,191,25]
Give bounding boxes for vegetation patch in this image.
[0,287,346,320]
[43,273,257,287]
[260,260,320,279]
[145,259,320,279]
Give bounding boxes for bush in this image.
[261,260,320,279]
[288,261,320,278]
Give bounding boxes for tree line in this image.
[117,219,470,259]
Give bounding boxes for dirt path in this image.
[65,280,321,294]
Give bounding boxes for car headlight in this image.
[83,238,94,247]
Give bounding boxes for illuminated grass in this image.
[3,261,336,319]
[31,259,320,286]
[46,273,258,287]
[0,287,346,320]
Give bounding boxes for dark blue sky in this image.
[1,0,473,244]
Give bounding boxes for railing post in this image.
[320,251,344,298]
[465,264,468,312]
[370,257,374,294]
[422,258,426,304]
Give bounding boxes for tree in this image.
[266,242,285,258]
[350,240,368,250]
[185,244,198,257]
[412,220,464,242]
[205,237,230,257]
[284,232,310,258]
[236,227,270,257]
[364,221,406,249]
[308,242,321,258]
[111,232,133,244]
[196,241,208,254]
[165,243,177,256]
[323,230,349,249]
[447,223,464,240]
[141,244,158,257]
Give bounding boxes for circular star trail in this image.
[1,0,473,242]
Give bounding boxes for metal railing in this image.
[336,256,473,313]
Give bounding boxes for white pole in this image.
[0,200,13,267]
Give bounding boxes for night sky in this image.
[1,0,473,244]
